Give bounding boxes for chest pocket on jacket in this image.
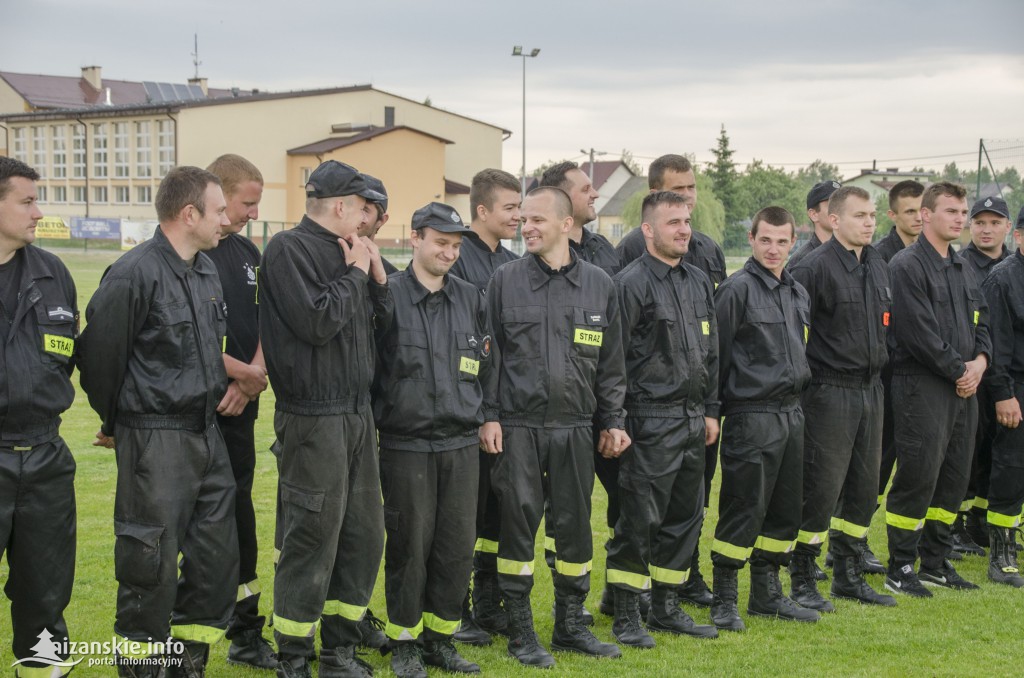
[573,307,606,361]
[456,332,481,382]
[389,329,429,380]
[500,305,543,359]
[745,305,787,359]
[693,299,710,349]
[835,286,866,332]
[966,288,982,334]
[36,303,76,365]
[153,301,197,366]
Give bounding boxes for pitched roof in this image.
[445,178,470,195]
[0,70,239,110]
[286,126,453,155]
[598,176,648,217]
[580,160,633,190]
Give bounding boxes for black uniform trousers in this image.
[473,452,502,576]
[965,389,996,511]
[113,423,239,653]
[986,382,1024,528]
[606,414,706,591]
[795,380,883,559]
[1,436,76,668]
[272,410,384,658]
[382,445,478,641]
[711,406,804,569]
[878,364,897,501]
[885,373,976,570]
[218,407,264,638]
[494,426,595,599]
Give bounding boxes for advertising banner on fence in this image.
[120,220,159,250]
[70,217,121,240]
[35,216,70,240]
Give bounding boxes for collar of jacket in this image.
[744,256,794,290]
[20,244,56,285]
[909,236,963,272]
[152,226,216,279]
[641,250,687,280]
[295,214,348,245]
[402,265,456,304]
[528,249,581,290]
[824,236,866,273]
[963,240,1010,269]
[465,230,505,254]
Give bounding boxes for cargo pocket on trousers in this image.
[114,521,164,589]
[383,506,402,537]
[281,482,325,553]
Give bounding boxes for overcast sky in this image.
[4,0,1022,179]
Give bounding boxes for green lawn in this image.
[0,248,1018,677]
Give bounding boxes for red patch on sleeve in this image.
[882,312,890,327]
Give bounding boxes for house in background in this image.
[842,167,934,203]
[595,175,648,243]
[581,159,635,214]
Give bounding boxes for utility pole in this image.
[512,46,541,199]
[580,148,607,185]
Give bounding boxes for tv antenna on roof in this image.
[192,33,202,79]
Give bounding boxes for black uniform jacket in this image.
[449,234,518,292]
[789,238,891,379]
[982,251,1024,402]
[871,227,907,264]
[0,246,77,445]
[259,215,392,415]
[484,252,626,430]
[373,267,490,451]
[614,252,720,418]
[888,238,993,383]
[961,241,1010,283]
[715,258,811,413]
[79,227,227,436]
[786,232,823,270]
[572,227,621,277]
[616,228,727,287]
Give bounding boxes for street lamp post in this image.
[512,46,540,199]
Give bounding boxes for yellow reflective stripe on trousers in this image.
[877,494,886,506]
[273,547,281,565]
[385,618,423,641]
[650,565,689,586]
[115,636,157,659]
[886,511,924,531]
[497,557,535,576]
[273,614,320,638]
[16,664,72,677]
[554,558,592,577]
[973,497,990,510]
[237,579,261,602]
[754,535,795,553]
[475,538,499,554]
[987,510,1022,528]
[606,568,651,591]
[423,612,460,635]
[170,623,226,645]
[711,538,752,562]
[925,506,957,525]
[959,500,973,513]
[544,536,556,552]
[830,517,869,539]
[323,600,367,621]
[797,529,827,545]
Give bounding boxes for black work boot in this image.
[747,563,820,623]
[504,594,555,668]
[358,609,388,650]
[678,544,714,607]
[453,593,492,647]
[965,510,990,547]
[988,526,1024,588]
[789,553,835,613]
[319,645,373,678]
[709,566,745,632]
[165,641,209,678]
[646,586,718,638]
[952,513,986,557]
[116,655,167,678]
[275,654,312,678]
[830,554,897,606]
[227,628,279,670]
[551,593,622,658]
[598,582,615,616]
[610,587,656,649]
[423,638,481,674]
[390,641,427,678]
[859,542,886,574]
[472,571,508,635]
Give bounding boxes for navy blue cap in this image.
[411,202,472,234]
[807,180,841,209]
[362,174,388,213]
[305,160,385,201]
[970,195,1010,220]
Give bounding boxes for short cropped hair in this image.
[921,181,967,212]
[888,179,924,212]
[206,154,263,196]
[0,156,40,201]
[641,190,688,224]
[750,205,795,238]
[156,166,222,222]
[526,186,572,220]
[470,168,521,215]
[648,154,693,191]
[539,161,580,191]
[828,186,872,216]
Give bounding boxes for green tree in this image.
[736,160,805,225]
[707,124,742,225]
[619,172,726,244]
[794,160,842,191]
[941,162,962,183]
[620,149,642,175]
[873,193,893,241]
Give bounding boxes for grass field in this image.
[0,248,1018,677]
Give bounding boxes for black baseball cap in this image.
[411,202,473,235]
[305,160,385,201]
[807,180,841,209]
[362,174,388,213]
[969,195,1010,220]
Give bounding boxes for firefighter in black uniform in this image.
[710,206,819,631]
[883,182,991,598]
[482,187,628,668]
[615,154,726,610]
[360,174,400,277]
[786,180,841,270]
[79,166,238,677]
[0,158,79,676]
[981,206,1024,586]
[787,187,896,611]
[605,191,720,649]
[953,196,1013,556]
[204,154,278,670]
[260,161,391,678]
[374,203,489,677]
[448,169,520,646]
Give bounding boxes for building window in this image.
[53,186,67,203]
[136,185,152,204]
[32,127,47,178]
[302,167,313,185]
[13,128,27,163]
[612,223,624,240]
[94,186,108,203]
[36,186,47,203]
[93,123,108,178]
[113,122,130,178]
[157,119,175,177]
[73,186,87,203]
[114,186,130,204]
[52,126,67,178]
[136,121,152,178]
[72,125,87,178]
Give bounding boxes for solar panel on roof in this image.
[143,81,206,103]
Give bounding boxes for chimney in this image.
[81,65,102,91]
[188,77,208,96]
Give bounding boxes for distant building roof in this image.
[286,126,453,155]
[445,178,470,195]
[580,160,633,191]
[0,70,239,110]
[844,168,933,184]
[598,176,648,217]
